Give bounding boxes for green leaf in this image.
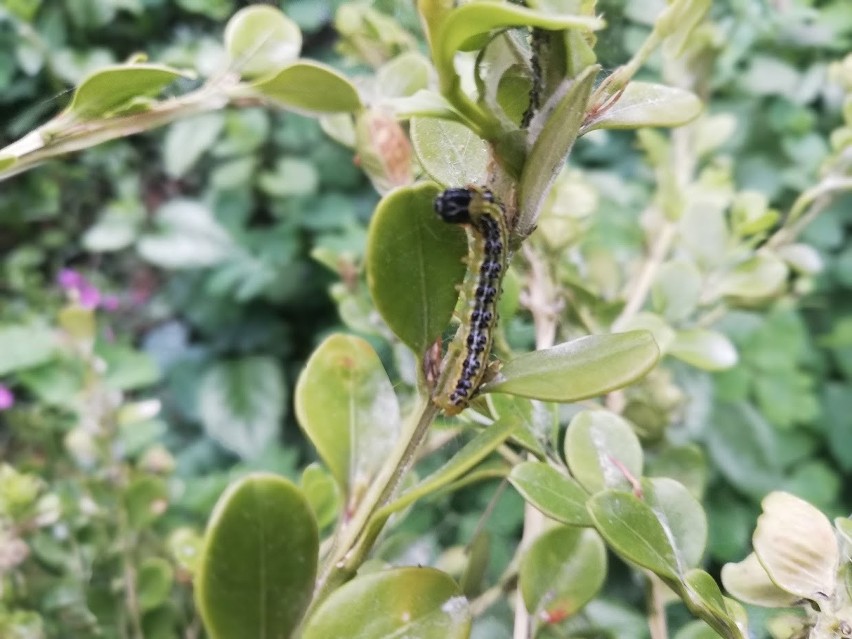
[198,356,286,460]
[301,567,470,639]
[137,558,174,612]
[252,61,362,115]
[163,112,226,178]
[486,394,553,456]
[0,325,56,375]
[644,477,706,569]
[83,203,143,252]
[410,117,489,186]
[587,490,679,579]
[519,527,606,626]
[481,331,660,402]
[294,334,400,490]
[509,461,591,526]
[518,65,599,236]
[565,410,643,494]
[387,90,466,123]
[137,199,235,269]
[125,476,168,529]
[224,5,302,78]
[377,52,431,99]
[68,64,188,119]
[681,569,747,639]
[196,474,318,639]
[720,552,799,608]
[646,444,707,500]
[674,621,723,639]
[670,329,737,371]
[365,182,467,353]
[719,254,789,299]
[379,418,516,517]
[98,343,161,390]
[434,4,602,84]
[652,259,702,323]
[583,82,702,132]
[299,463,340,530]
[705,402,783,500]
[752,491,838,602]
[0,155,17,171]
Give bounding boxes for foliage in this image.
[0,1,851,639]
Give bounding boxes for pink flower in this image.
[56,268,110,311]
[0,384,14,411]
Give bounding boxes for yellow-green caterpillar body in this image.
[433,186,509,416]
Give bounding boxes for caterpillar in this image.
[433,186,509,416]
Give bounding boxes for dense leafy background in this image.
[0,0,851,638]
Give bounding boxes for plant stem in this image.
[513,244,558,639]
[611,221,678,333]
[0,80,235,182]
[305,397,440,620]
[647,575,669,639]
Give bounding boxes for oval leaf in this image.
[380,418,516,517]
[753,491,838,601]
[69,64,188,119]
[224,5,302,78]
[519,527,607,625]
[584,82,703,132]
[137,199,234,269]
[365,182,467,353]
[720,552,799,608]
[198,356,286,460]
[518,65,598,236]
[481,331,660,401]
[196,474,318,639]
[294,334,400,490]
[670,329,737,371]
[587,490,680,579]
[509,461,591,526]
[682,569,747,639]
[644,477,707,569]
[137,558,174,612]
[301,567,471,639]
[411,117,489,186]
[564,410,643,494]
[252,61,362,115]
[719,254,789,299]
[435,4,602,79]
[0,324,57,375]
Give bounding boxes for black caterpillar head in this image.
[435,188,473,224]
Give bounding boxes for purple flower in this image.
[56,268,110,311]
[0,384,14,411]
[57,268,84,291]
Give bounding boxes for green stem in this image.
[303,397,440,623]
[0,81,233,183]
